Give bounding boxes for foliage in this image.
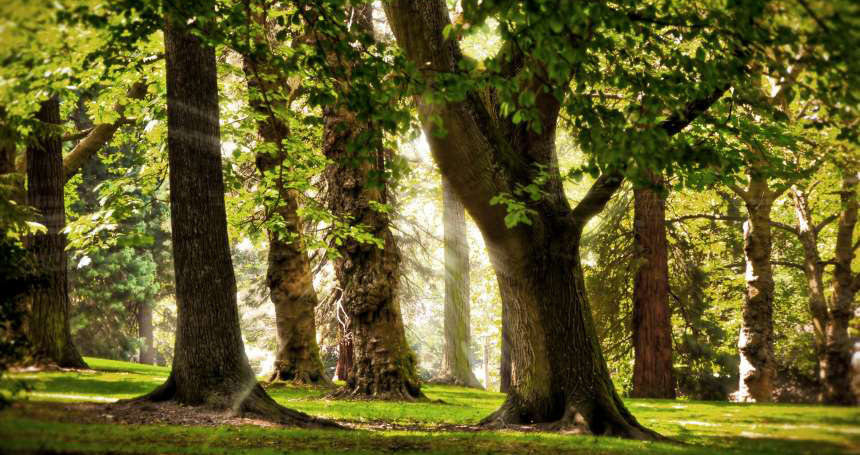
[0,235,39,408]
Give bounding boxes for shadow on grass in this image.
[8,374,160,399]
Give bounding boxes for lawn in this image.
[0,357,858,454]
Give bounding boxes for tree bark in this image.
[823,172,859,405]
[631,176,675,399]
[732,170,777,403]
[335,323,354,381]
[321,5,421,401]
[438,177,483,388]
[25,97,87,369]
[384,0,723,437]
[138,7,334,427]
[137,303,156,365]
[499,310,512,393]
[241,11,328,385]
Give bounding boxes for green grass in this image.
[1,357,859,455]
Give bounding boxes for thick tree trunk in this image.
[139,8,333,427]
[322,5,421,401]
[385,0,723,437]
[25,97,87,369]
[823,173,858,405]
[735,173,776,403]
[137,303,155,365]
[324,109,421,399]
[631,178,675,399]
[241,20,328,385]
[438,177,483,388]
[499,306,512,393]
[481,215,657,437]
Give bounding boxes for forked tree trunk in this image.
[790,186,829,389]
[438,177,483,388]
[631,177,675,399]
[241,16,328,385]
[137,303,156,365]
[25,97,87,369]
[138,7,334,427]
[322,5,421,401]
[823,172,859,405]
[385,0,723,438]
[734,172,777,403]
[499,311,512,393]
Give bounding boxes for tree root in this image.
[479,399,666,441]
[125,376,342,429]
[268,368,334,387]
[327,382,427,402]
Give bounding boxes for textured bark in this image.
[437,177,483,388]
[25,98,87,369]
[733,170,777,403]
[321,5,421,401]
[241,13,328,385]
[335,324,354,381]
[499,310,512,393]
[384,0,724,437]
[137,303,155,365]
[823,173,859,405]
[631,177,675,399]
[140,8,335,427]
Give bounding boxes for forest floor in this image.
[0,358,858,455]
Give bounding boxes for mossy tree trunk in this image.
[438,177,483,388]
[631,176,675,399]
[139,5,334,427]
[25,97,87,369]
[241,8,328,385]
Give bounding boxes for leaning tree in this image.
[384,0,774,438]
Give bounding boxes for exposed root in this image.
[123,377,342,429]
[328,382,427,402]
[268,368,333,387]
[479,398,666,441]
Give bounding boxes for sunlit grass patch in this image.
[1,357,859,455]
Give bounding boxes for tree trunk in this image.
[335,323,353,381]
[25,97,87,369]
[734,172,776,403]
[137,303,155,365]
[631,177,675,399]
[322,5,421,401]
[789,186,828,392]
[438,177,483,388]
[241,16,328,385]
[499,305,512,393]
[138,7,334,427]
[823,172,858,405]
[323,108,421,400]
[385,0,722,438]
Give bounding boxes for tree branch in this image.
[571,172,624,226]
[815,214,839,234]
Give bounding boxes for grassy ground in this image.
[0,357,858,454]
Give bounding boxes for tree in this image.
[241,8,328,385]
[384,0,742,437]
[320,5,421,400]
[137,4,333,426]
[789,167,859,405]
[631,175,675,399]
[437,177,483,388]
[24,97,87,369]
